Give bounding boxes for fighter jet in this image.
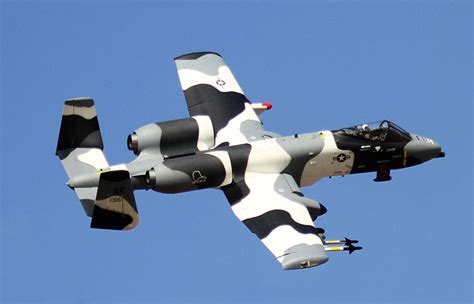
[56,52,445,270]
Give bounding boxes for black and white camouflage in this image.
[56,98,109,216]
[56,52,444,270]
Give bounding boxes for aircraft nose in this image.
[405,134,444,164]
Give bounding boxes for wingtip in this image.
[174,51,222,61]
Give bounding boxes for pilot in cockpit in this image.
[357,124,371,139]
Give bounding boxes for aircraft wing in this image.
[222,172,329,270]
[174,52,266,146]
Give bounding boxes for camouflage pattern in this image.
[175,52,266,146]
[56,52,444,270]
[56,97,108,216]
[56,99,138,227]
[127,116,214,158]
[91,170,138,230]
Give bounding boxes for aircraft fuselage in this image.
[68,122,443,194]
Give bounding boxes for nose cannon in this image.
[405,134,445,165]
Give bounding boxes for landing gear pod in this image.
[280,244,329,270]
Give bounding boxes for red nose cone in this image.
[262,102,273,110]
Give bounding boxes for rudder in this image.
[91,170,139,230]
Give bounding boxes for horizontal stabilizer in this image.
[91,170,139,231]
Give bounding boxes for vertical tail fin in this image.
[91,170,139,230]
[56,97,109,216]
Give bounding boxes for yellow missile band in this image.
[325,240,341,244]
[325,246,344,251]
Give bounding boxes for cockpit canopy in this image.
[335,120,412,142]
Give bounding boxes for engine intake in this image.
[145,168,157,188]
[127,132,139,154]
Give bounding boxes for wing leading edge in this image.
[222,172,329,270]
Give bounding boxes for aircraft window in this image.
[336,120,412,142]
[338,121,389,142]
[386,122,412,142]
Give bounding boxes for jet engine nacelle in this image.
[127,116,214,157]
[145,151,233,193]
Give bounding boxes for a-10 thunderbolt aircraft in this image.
[56,52,445,270]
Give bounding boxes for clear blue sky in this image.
[1,1,472,303]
